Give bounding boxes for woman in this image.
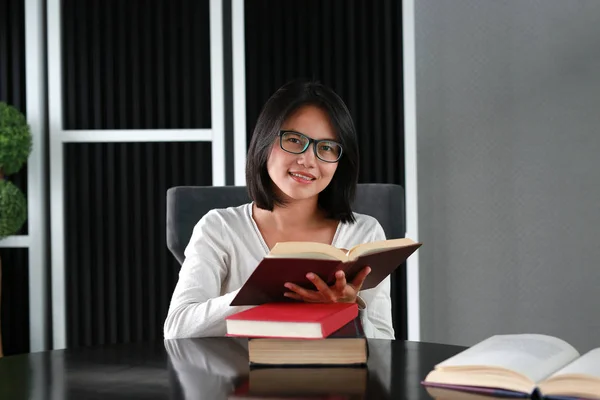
[164,80,395,339]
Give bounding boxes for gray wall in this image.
[416,0,600,353]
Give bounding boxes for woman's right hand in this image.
[283,266,371,304]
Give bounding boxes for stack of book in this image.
[226,302,367,366]
[226,302,368,399]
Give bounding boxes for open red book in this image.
[230,238,421,306]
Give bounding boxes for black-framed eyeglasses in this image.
[278,130,343,163]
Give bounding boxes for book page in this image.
[266,242,347,261]
[437,334,580,383]
[547,348,600,378]
[347,237,418,259]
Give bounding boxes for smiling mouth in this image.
[289,172,316,181]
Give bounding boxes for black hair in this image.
[246,79,359,223]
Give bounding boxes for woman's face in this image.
[267,105,340,203]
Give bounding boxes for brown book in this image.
[230,238,421,306]
[247,317,367,367]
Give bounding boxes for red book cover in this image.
[225,303,359,339]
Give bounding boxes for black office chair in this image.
[166,184,406,265]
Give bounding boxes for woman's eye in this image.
[320,143,336,152]
[288,138,301,144]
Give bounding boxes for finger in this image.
[283,292,303,300]
[350,266,371,290]
[334,270,347,292]
[284,292,320,303]
[306,273,337,302]
[284,282,321,301]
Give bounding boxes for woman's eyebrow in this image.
[284,129,338,141]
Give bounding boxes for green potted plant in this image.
[0,102,32,357]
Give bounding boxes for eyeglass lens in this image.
[280,131,342,162]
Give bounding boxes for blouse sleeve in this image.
[357,222,396,339]
[163,211,253,339]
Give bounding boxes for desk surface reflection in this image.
[0,338,468,400]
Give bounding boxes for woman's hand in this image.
[283,266,371,304]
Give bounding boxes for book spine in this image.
[249,361,368,367]
[320,304,359,338]
[227,333,324,340]
[341,259,360,283]
[324,261,346,286]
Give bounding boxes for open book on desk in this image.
[422,334,600,399]
[230,237,421,306]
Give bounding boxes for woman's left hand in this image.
[283,266,371,304]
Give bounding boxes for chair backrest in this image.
[166,184,405,265]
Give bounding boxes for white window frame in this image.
[232,0,246,186]
[0,0,49,353]
[403,0,421,342]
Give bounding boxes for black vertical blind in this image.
[0,249,29,355]
[64,142,212,347]
[0,0,26,113]
[62,0,212,130]
[245,0,405,186]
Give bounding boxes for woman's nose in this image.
[296,143,317,165]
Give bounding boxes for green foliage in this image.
[0,180,27,239]
[0,102,31,239]
[0,102,32,176]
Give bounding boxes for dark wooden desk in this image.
[0,338,465,399]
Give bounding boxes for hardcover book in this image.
[225,302,358,339]
[230,238,421,306]
[247,316,367,367]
